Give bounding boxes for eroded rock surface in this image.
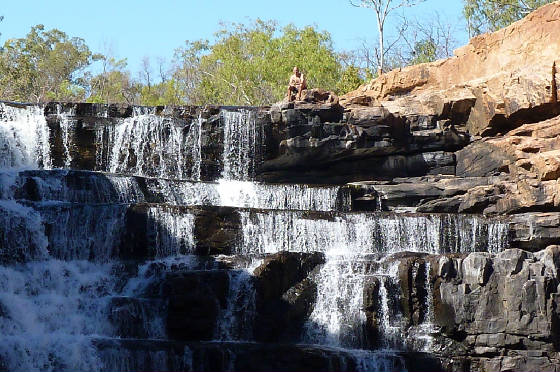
[340,1,560,136]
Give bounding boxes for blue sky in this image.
[0,0,468,74]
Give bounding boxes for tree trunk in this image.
[378,23,384,75]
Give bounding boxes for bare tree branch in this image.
[348,0,424,74]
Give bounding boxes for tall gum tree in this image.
[349,0,424,75]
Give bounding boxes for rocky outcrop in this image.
[363,248,560,372]
[253,252,325,342]
[347,115,560,223]
[341,1,560,137]
[431,247,560,372]
[262,99,468,183]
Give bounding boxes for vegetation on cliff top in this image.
[0,0,551,106]
[463,0,554,36]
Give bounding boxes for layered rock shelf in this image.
[2,2,560,372]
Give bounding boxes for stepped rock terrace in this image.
[1,78,560,372]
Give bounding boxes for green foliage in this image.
[409,39,437,65]
[463,0,553,36]
[174,20,346,106]
[336,66,365,95]
[139,79,183,106]
[0,21,364,105]
[87,56,138,104]
[0,25,93,103]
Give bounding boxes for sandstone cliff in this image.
[341,1,560,136]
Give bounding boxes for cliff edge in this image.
[341,1,560,136]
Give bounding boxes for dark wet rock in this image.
[108,297,167,339]
[370,249,560,371]
[93,338,392,372]
[253,251,325,342]
[161,271,229,341]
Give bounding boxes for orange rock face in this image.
[341,1,560,136]
[486,116,560,181]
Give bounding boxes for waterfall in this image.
[4,170,350,211]
[146,206,196,257]
[221,109,260,181]
[216,179,349,211]
[239,211,509,255]
[35,203,127,262]
[0,103,51,170]
[56,104,75,168]
[0,260,115,372]
[214,266,259,341]
[98,108,192,179]
[303,256,370,348]
[8,170,146,204]
[190,114,203,181]
[377,261,407,349]
[0,200,49,263]
[0,102,517,372]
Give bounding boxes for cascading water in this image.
[0,103,51,170]
[214,263,259,342]
[0,260,116,371]
[146,206,196,257]
[56,104,75,168]
[221,109,260,181]
[5,170,349,211]
[216,179,350,211]
[239,211,509,255]
[190,114,203,181]
[0,102,514,372]
[239,210,508,370]
[97,107,194,179]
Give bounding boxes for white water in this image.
[304,256,370,348]
[56,104,75,168]
[239,211,509,255]
[146,206,196,256]
[190,114,203,181]
[5,170,349,211]
[99,108,190,179]
[0,103,51,170]
[377,261,407,349]
[214,260,260,341]
[221,110,260,181]
[0,200,49,263]
[216,179,348,211]
[0,102,515,372]
[0,260,115,372]
[40,203,127,261]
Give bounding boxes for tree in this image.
[0,25,93,102]
[336,65,365,94]
[463,0,553,36]
[349,0,424,75]
[398,13,458,65]
[87,56,138,104]
[172,20,348,105]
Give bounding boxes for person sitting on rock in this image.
[287,66,307,101]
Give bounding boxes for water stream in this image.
[0,103,511,371]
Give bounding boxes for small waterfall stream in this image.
[221,109,260,181]
[0,103,512,371]
[0,103,51,170]
[56,104,75,168]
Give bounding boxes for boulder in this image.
[253,251,325,342]
[161,271,230,341]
